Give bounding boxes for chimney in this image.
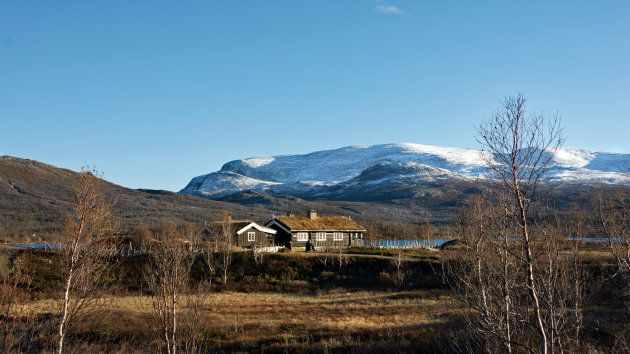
[287,211,294,217]
[308,209,318,220]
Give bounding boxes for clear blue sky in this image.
[1,1,628,191]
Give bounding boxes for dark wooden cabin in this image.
[199,220,276,248]
[235,222,277,247]
[265,210,365,250]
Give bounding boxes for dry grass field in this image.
[24,289,457,352]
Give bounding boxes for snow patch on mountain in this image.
[242,157,275,168]
[553,148,594,168]
[185,171,281,198]
[547,169,630,185]
[396,143,489,168]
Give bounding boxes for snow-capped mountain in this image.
[180,143,630,200]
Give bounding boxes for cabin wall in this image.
[266,221,365,249]
[237,229,275,248]
[270,229,291,247]
[289,231,363,249]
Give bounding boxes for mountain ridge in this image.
[180,143,630,200]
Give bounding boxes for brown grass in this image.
[23,289,457,351]
[28,290,454,327]
[201,290,453,330]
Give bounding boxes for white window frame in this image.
[247,232,256,242]
[334,232,343,241]
[296,232,308,241]
[316,232,326,241]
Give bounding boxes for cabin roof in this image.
[202,221,268,236]
[272,216,366,232]
[236,222,277,235]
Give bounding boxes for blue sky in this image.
[1,1,628,191]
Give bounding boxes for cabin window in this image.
[296,232,308,241]
[316,232,326,241]
[248,232,255,242]
[334,232,343,241]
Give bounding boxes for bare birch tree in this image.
[477,93,563,354]
[446,194,588,353]
[443,193,525,353]
[217,212,233,285]
[55,167,117,354]
[438,94,595,353]
[443,94,588,352]
[143,232,194,354]
[526,208,587,353]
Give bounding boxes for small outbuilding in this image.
[199,220,277,248]
[235,222,277,248]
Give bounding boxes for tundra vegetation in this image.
[1,97,630,353]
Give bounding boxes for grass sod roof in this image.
[274,216,366,232]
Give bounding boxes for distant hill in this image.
[1,156,442,241]
[0,156,236,239]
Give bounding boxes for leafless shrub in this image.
[594,192,630,348]
[335,242,346,273]
[251,239,265,266]
[392,251,406,288]
[594,192,630,297]
[180,283,208,354]
[158,220,178,241]
[319,250,331,268]
[134,225,153,247]
[0,248,41,352]
[200,246,216,286]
